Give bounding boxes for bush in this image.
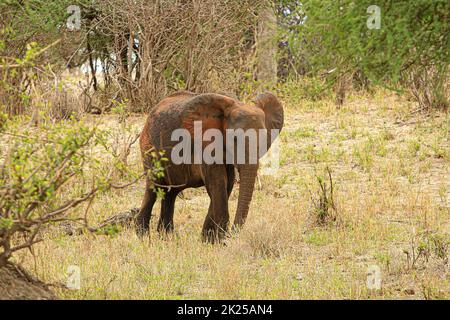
[0,114,144,267]
[276,77,332,103]
[279,0,449,108]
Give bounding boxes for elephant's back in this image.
[140,91,196,157]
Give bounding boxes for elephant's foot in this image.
[230,223,243,235]
[135,225,149,238]
[157,221,174,239]
[136,185,157,237]
[201,227,227,245]
[157,220,173,232]
[135,214,150,237]
[135,226,149,238]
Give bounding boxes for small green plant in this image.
[111,99,130,123]
[276,77,332,103]
[405,138,422,159]
[289,126,316,139]
[380,128,395,141]
[374,251,391,272]
[304,229,329,246]
[303,145,333,164]
[97,224,121,237]
[403,230,449,270]
[427,233,449,263]
[145,149,169,199]
[430,139,448,160]
[353,143,374,172]
[353,135,387,171]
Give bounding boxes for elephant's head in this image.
[182,92,284,229]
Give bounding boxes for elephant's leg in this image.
[135,183,157,236]
[157,189,179,234]
[202,203,214,239]
[225,165,236,195]
[202,165,235,239]
[201,165,230,243]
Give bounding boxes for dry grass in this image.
[14,89,449,299]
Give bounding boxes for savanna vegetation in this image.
[0,0,448,299]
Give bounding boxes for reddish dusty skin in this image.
[136,91,284,243]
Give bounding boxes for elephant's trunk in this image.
[233,164,258,230]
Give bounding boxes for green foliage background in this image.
[278,0,449,103]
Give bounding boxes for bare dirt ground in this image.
[0,263,56,300]
[13,90,449,299]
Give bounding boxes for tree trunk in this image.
[256,2,277,88]
[0,263,56,300]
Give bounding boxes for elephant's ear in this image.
[255,92,284,135]
[182,93,237,135]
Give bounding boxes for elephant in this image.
[135,90,284,243]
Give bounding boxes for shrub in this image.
[308,167,338,225]
[0,115,148,267]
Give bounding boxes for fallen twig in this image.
[60,207,140,236]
